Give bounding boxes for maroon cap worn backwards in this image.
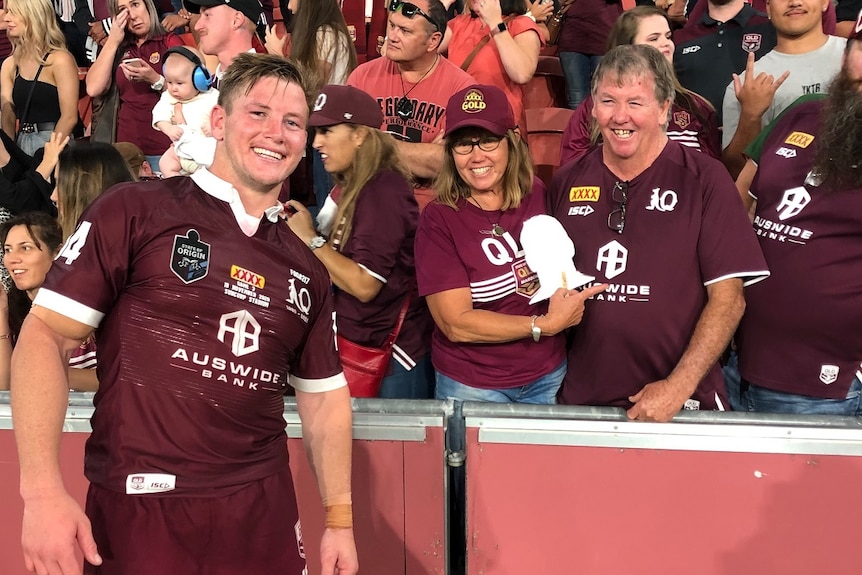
[444,85,516,138]
[309,85,383,128]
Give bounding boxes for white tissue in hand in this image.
[520,215,594,304]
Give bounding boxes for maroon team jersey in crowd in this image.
[335,169,430,368]
[415,179,565,389]
[737,99,862,398]
[36,172,344,497]
[548,142,769,409]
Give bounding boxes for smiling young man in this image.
[548,45,768,422]
[721,0,846,177]
[348,0,475,209]
[184,0,262,83]
[11,54,357,575]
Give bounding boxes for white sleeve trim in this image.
[357,263,387,284]
[703,270,770,288]
[289,372,348,393]
[33,289,104,328]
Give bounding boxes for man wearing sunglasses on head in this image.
[547,45,769,423]
[348,0,475,210]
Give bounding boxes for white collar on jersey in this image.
[190,168,284,237]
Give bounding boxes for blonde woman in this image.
[0,0,80,155]
[286,84,433,399]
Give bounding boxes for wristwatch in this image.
[308,235,326,250]
[150,75,165,91]
[490,21,507,37]
[530,315,542,343]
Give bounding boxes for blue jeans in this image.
[434,361,566,404]
[558,52,602,110]
[379,353,435,399]
[726,352,862,416]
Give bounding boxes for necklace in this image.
[469,195,505,237]
[397,55,438,119]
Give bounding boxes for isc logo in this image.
[774,147,797,158]
[568,205,595,216]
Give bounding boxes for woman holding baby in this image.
[86,0,183,171]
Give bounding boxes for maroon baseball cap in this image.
[309,85,383,128]
[444,85,516,137]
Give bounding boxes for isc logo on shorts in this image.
[785,132,814,148]
[569,186,600,202]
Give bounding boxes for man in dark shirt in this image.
[11,54,358,575]
[673,0,776,124]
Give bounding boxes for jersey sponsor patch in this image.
[819,365,839,385]
[683,399,701,410]
[568,205,595,216]
[742,33,762,53]
[171,229,210,284]
[681,45,700,55]
[230,265,265,288]
[645,188,678,212]
[570,186,600,202]
[126,473,176,494]
[774,147,797,158]
[784,132,814,148]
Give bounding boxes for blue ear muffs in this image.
[163,46,213,92]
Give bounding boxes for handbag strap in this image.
[18,53,50,126]
[460,15,517,71]
[383,290,411,347]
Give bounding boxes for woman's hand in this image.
[265,25,287,56]
[107,9,129,46]
[527,0,554,22]
[284,200,318,245]
[540,284,608,335]
[43,132,70,167]
[473,0,504,28]
[120,59,160,85]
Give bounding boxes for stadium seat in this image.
[522,55,566,111]
[525,107,574,185]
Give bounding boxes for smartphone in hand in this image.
[122,57,144,67]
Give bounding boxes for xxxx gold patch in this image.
[784,131,814,148]
[230,265,265,289]
[569,186,600,202]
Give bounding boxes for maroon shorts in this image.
[84,466,305,574]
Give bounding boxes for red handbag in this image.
[337,296,410,398]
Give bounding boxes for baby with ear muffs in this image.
[151,46,220,177]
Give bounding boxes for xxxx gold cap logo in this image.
[461,89,487,114]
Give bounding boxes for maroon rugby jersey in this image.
[738,98,862,399]
[37,172,344,496]
[415,178,565,389]
[334,169,430,369]
[548,142,768,409]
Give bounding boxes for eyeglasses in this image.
[389,0,440,32]
[452,136,503,155]
[607,181,627,234]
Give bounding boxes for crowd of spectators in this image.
[0,0,859,422]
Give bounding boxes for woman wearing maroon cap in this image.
[415,84,604,403]
[86,0,183,171]
[285,84,433,399]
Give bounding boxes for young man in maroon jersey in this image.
[730,13,862,415]
[548,45,769,422]
[11,54,358,575]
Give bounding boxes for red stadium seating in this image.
[522,55,566,111]
[525,107,573,185]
